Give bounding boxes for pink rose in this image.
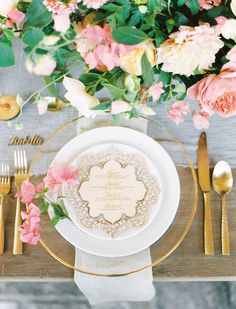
[187,61,236,117]
[19,203,41,246]
[148,82,164,101]
[43,164,78,192]
[192,111,210,129]
[198,0,221,10]
[167,101,190,125]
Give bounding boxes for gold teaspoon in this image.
[213,161,233,255]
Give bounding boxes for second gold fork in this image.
[13,150,28,255]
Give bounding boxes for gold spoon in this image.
[213,161,233,255]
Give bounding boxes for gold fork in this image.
[0,164,10,254]
[13,150,28,255]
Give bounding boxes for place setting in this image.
[1,0,236,305]
[0,120,235,268]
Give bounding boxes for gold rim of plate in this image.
[27,116,198,277]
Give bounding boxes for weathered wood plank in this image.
[0,168,236,280]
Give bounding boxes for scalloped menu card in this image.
[65,146,160,238]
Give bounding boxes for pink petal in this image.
[53,13,71,33]
[8,9,25,23]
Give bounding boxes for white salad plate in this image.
[62,142,163,241]
[47,126,180,257]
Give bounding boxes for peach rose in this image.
[188,56,236,117]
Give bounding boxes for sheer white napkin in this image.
[74,116,155,306]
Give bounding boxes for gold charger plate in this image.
[28,116,198,277]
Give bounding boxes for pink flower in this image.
[43,164,78,192]
[198,0,221,10]
[83,0,109,8]
[17,181,36,204]
[19,203,41,246]
[148,82,164,101]
[82,24,105,45]
[215,16,227,34]
[8,9,25,23]
[37,97,50,115]
[192,111,210,129]
[76,24,137,71]
[53,12,70,33]
[36,182,45,193]
[187,59,236,117]
[43,0,79,14]
[167,101,190,125]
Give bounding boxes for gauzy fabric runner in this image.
[74,116,155,305]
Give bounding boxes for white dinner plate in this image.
[62,142,163,241]
[47,126,180,257]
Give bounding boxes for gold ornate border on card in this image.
[27,116,198,277]
[64,145,160,238]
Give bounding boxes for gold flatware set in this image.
[0,150,28,255]
[198,132,233,256]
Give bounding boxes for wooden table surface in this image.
[1,167,236,281]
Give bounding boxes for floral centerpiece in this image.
[1,0,236,128]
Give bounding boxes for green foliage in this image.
[186,0,200,15]
[25,0,52,27]
[0,39,15,67]
[112,27,147,45]
[50,202,69,228]
[23,28,45,47]
[141,53,154,87]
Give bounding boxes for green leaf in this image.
[25,0,52,27]
[79,73,102,85]
[112,114,120,123]
[207,6,223,18]
[173,12,189,26]
[39,199,49,213]
[44,76,60,98]
[165,19,175,33]
[187,0,200,15]
[112,27,147,45]
[102,83,124,99]
[159,71,172,84]
[0,39,15,67]
[155,29,166,47]
[177,0,186,7]
[103,3,120,11]
[23,28,45,47]
[141,53,154,87]
[145,12,156,27]
[92,101,111,110]
[128,11,142,26]
[3,29,14,41]
[50,215,61,228]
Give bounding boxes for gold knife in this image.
[198,132,214,255]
